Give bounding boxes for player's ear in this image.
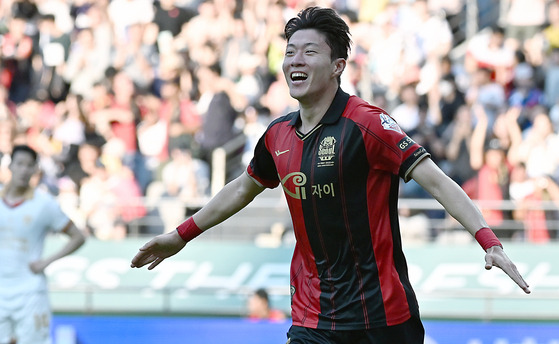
[332,58,346,78]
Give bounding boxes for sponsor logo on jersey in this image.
[281,172,307,200]
[398,136,415,152]
[275,149,289,156]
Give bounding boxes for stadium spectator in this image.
[431,73,466,137]
[63,27,110,97]
[101,137,147,234]
[149,146,209,232]
[465,25,515,86]
[441,104,476,186]
[247,288,287,322]
[259,69,299,119]
[0,0,556,242]
[543,2,559,51]
[92,70,152,193]
[111,22,157,92]
[509,109,559,180]
[77,154,121,239]
[509,162,551,242]
[136,93,168,172]
[158,74,202,156]
[220,17,254,81]
[465,67,506,128]
[194,63,242,166]
[0,118,16,184]
[0,85,16,121]
[63,141,102,190]
[409,0,453,64]
[150,0,197,39]
[0,14,34,104]
[32,13,71,103]
[107,0,154,45]
[241,105,269,166]
[508,62,545,110]
[465,105,524,238]
[391,83,425,134]
[503,0,547,51]
[74,3,113,74]
[544,48,559,111]
[8,0,39,20]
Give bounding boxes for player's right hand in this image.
[130,230,187,270]
[485,246,531,294]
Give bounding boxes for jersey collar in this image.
[289,87,351,127]
[0,184,35,204]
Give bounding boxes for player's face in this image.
[282,29,342,104]
[9,151,37,188]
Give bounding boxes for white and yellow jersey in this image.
[0,186,69,297]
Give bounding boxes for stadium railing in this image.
[127,195,559,243]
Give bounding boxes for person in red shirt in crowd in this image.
[158,77,202,157]
[0,14,34,103]
[91,70,151,193]
[464,104,519,237]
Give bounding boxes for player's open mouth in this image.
[291,72,308,82]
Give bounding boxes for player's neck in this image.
[3,183,32,203]
[298,88,337,134]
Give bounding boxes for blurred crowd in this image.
[1,0,558,241]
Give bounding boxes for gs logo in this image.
[398,136,415,152]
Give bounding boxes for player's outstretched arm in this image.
[131,171,265,270]
[410,158,531,294]
[484,245,530,293]
[130,230,186,270]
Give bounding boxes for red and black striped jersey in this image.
[247,88,430,330]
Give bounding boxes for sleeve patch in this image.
[380,113,402,134]
[397,136,416,152]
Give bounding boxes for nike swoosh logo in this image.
[275,149,289,156]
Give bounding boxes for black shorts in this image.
[286,315,425,344]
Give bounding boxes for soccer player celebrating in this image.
[131,7,530,343]
[0,145,86,344]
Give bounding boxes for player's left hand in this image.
[29,260,49,274]
[130,230,187,270]
[485,246,531,294]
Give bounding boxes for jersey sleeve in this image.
[247,130,280,189]
[367,112,430,182]
[43,192,71,233]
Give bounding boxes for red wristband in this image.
[475,227,502,251]
[176,217,203,242]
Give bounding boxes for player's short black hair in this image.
[254,288,270,304]
[11,144,38,162]
[284,6,352,61]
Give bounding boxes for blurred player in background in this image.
[247,288,287,322]
[0,145,86,344]
[132,7,530,344]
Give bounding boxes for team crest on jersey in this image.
[380,113,402,133]
[24,215,32,225]
[317,136,336,167]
